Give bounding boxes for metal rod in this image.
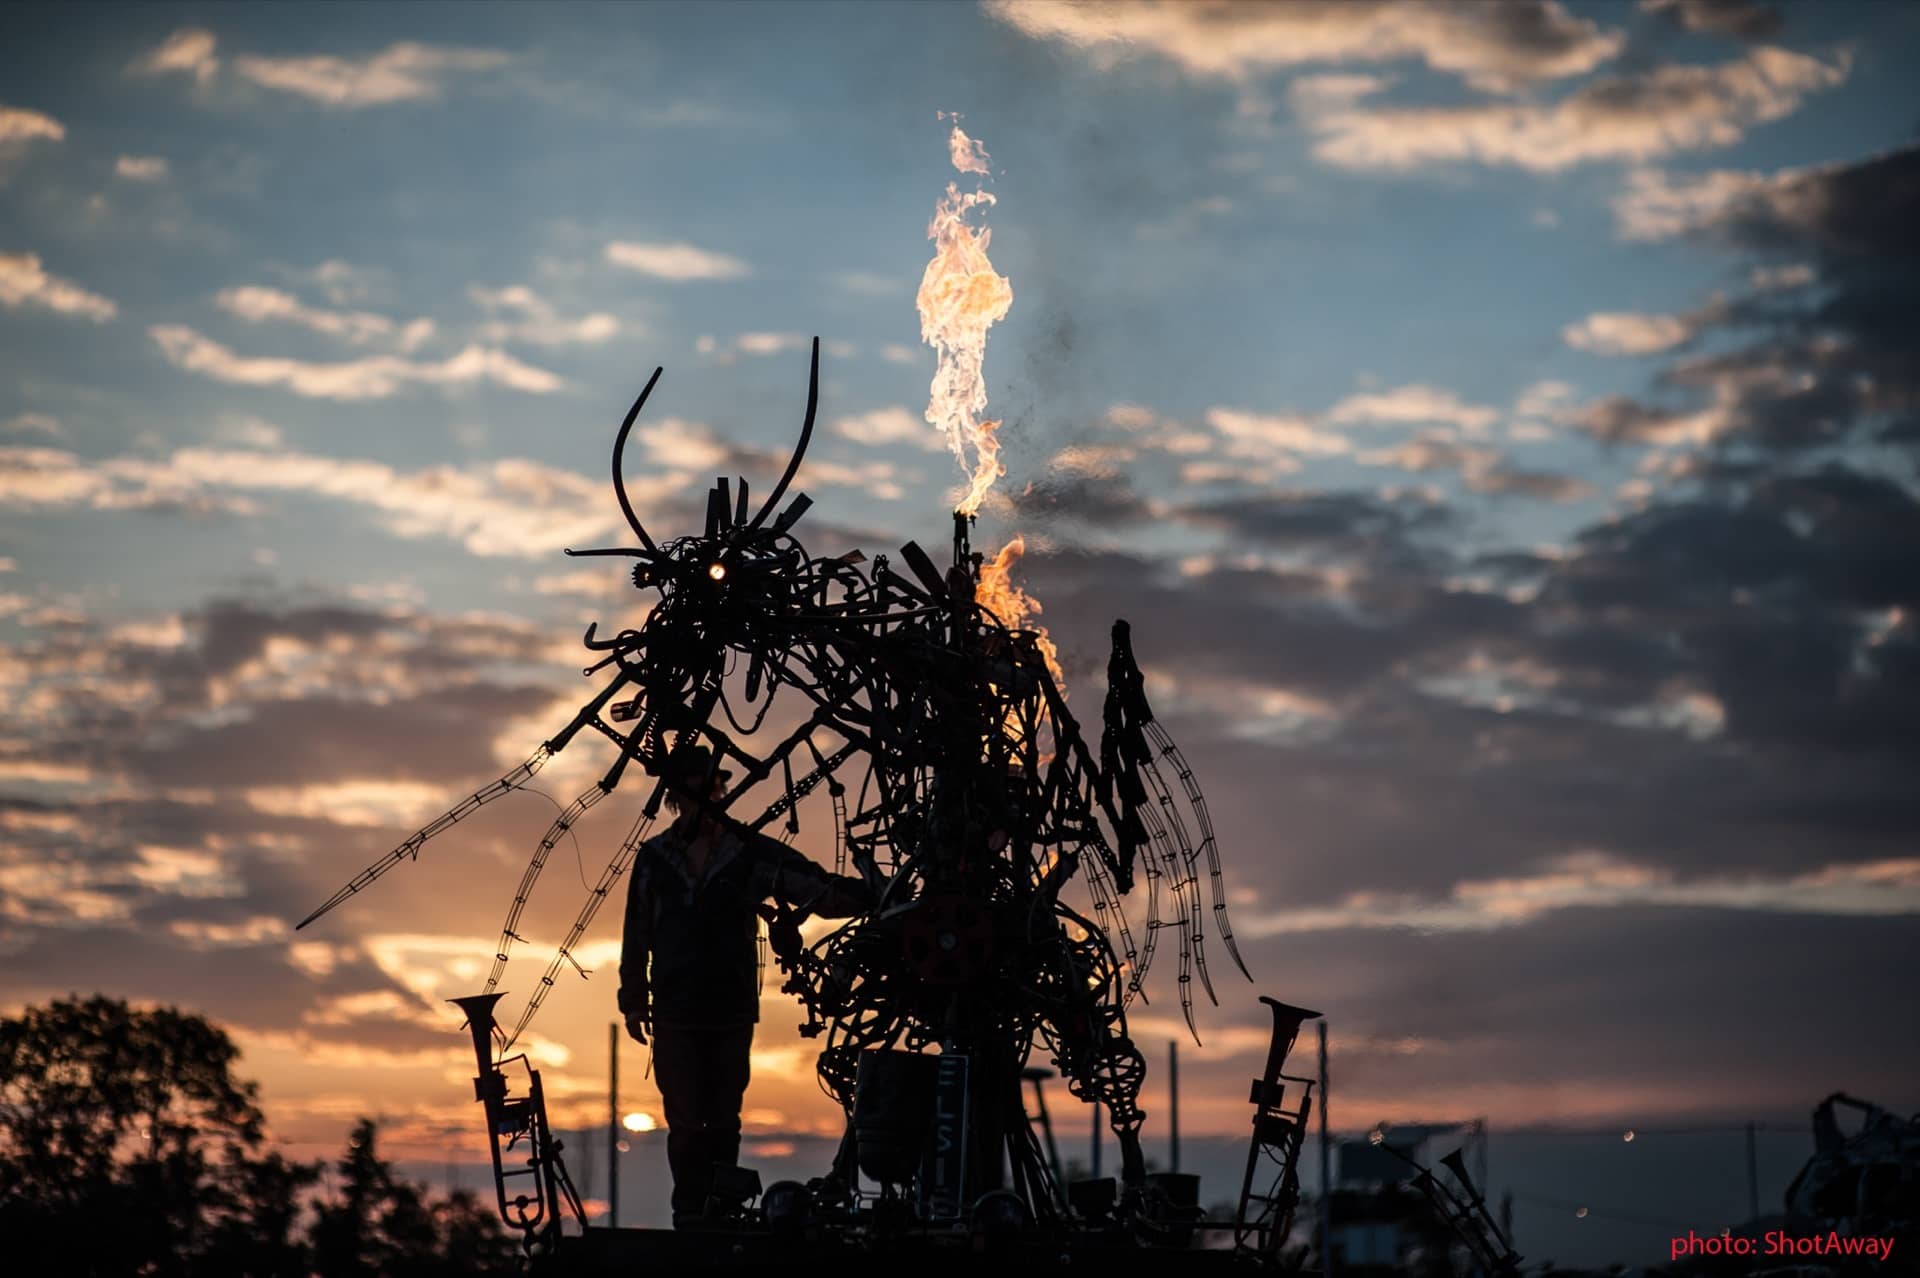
[1168,1039,1180,1173]
[1318,1019,1333,1278]
[609,1022,619,1229]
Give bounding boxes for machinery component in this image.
[1370,1129,1523,1276]
[448,992,585,1258]
[1233,997,1322,1260]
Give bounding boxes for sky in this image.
[3,0,1918,1262]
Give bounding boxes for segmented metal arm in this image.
[294,746,553,931]
[502,807,658,1051]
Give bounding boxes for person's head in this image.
[658,744,730,816]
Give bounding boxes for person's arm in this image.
[616,853,654,1041]
[748,830,872,919]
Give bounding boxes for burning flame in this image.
[976,534,1062,685]
[917,117,1065,696]
[918,118,1013,517]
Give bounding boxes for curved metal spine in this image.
[1148,720,1251,980]
[610,367,665,553]
[743,337,818,533]
[1138,749,1216,1009]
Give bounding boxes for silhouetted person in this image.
[618,743,870,1225]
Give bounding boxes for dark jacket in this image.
[617,814,869,1027]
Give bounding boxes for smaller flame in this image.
[975,534,1064,692]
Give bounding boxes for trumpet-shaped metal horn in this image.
[1440,1147,1477,1194]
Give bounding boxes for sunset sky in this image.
[4,0,1918,1258]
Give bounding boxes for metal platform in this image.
[548,1223,1261,1274]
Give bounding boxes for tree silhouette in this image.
[0,994,514,1276]
[312,1118,516,1277]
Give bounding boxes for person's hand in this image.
[624,1013,649,1046]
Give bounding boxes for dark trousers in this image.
[652,1020,754,1220]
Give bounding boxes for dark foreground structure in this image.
[301,342,1521,1273]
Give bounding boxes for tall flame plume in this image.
[915,117,1064,694]
[918,118,1013,517]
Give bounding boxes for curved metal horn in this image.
[611,367,665,553]
[744,337,819,533]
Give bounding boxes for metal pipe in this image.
[1319,1019,1333,1278]
[1168,1039,1180,1173]
[609,1022,619,1229]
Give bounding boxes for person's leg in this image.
[649,1023,708,1223]
[701,1022,755,1177]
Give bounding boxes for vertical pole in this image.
[1745,1121,1758,1222]
[1169,1039,1180,1174]
[1477,1118,1488,1200]
[1091,1098,1101,1178]
[1318,1020,1333,1278]
[609,1022,620,1229]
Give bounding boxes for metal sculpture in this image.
[297,338,1257,1228]
[1233,998,1322,1260]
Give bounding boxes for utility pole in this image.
[1169,1039,1180,1173]
[1091,1098,1101,1178]
[609,1022,619,1229]
[1318,1019,1333,1278]
[1745,1120,1758,1222]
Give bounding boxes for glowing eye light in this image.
[707,562,727,581]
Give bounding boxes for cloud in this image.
[1356,432,1596,503]
[1327,385,1500,433]
[148,325,560,399]
[2,412,63,438]
[0,105,65,145]
[1613,143,1920,259]
[216,285,424,347]
[1750,262,1814,291]
[1588,145,1920,459]
[605,240,749,281]
[1172,489,1454,563]
[468,284,619,347]
[1644,0,1783,41]
[232,42,509,108]
[986,0,1623,93]
[831,407,945,452]
[831,271,904,296]
[697,332,856,362]
[0,443,678,559]
[304,259,380,307]
[1357,431,1499,475]
[1562,309,1695,355]
[1300,45,1848,173]
[114,155,169,182]
[1205,407,1350,457]
[0,253,117,322]
[132,29,220,84]
[1612,164,1772,240]
[1241,852,1920,936]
